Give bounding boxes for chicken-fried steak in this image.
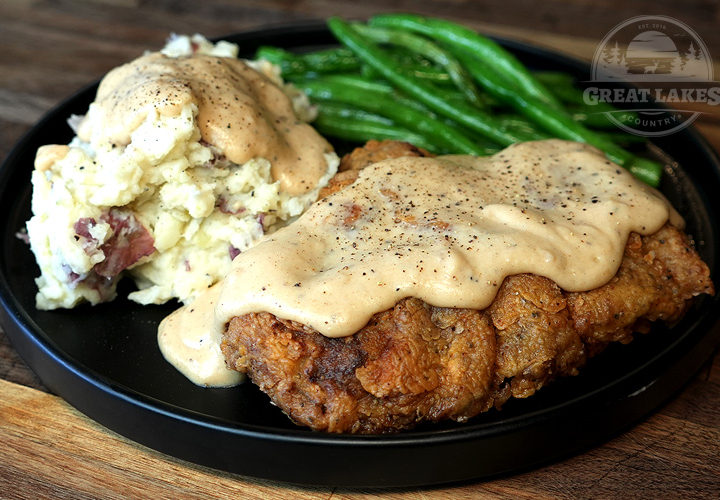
[221,141,714,433]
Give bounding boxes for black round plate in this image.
[1,23,719,488]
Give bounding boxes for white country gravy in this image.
[77,52,332,194]
[159,140,679,386]
[158,283,242,386]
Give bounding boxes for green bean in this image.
[317,101,395,123]
[350,23,483,106]
[626,158,664,186]
[362,61,453,82]
[407,66,452,82]
[452,49,662,185]
[314,118,437,151]
[261,18,659,185]
[318,73,461,110]
[261,42,456,83]
[543,81,595,107]
[317,73,503,118]
[316,102,393,123]
[255,46,361,76]
[496,115,552,139]
[299,47,361,72]
[395,95,511,149]
[571,107,642,133]
[255,46,307,75]
[315,74,395,94]
[533,71,576,88]
[315,74,507,149]
[570,109,618,129]
[307,72,516,148]
[327,17,534,146]
[369,13,563,110]
[315,103,440,152]
[319,73,462,106]
[258,39,464,87]
[533,71,640,127]
[331,27,545,148]
[359,57,453,83]
[296,77,496,155]
[547,82,635,121]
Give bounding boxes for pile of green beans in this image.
[255,14,662,186]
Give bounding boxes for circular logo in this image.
[586,15,717,137]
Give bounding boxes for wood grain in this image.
[0,0,719,498]
[0,378,327,500]
[0,361,718,499]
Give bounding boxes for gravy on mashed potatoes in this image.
[26,34,338,310]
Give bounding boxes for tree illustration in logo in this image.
[682,41,707,78]
[670,51,685,74]
[599,41,629,77]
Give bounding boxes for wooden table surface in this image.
[1,1,719,498]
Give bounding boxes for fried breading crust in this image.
[221,141,714,433]
[317,139,432,199]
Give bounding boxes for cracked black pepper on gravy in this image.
[159,139,680,386]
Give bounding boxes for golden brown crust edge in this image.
[221,140,714,433]
[222,224,712,433]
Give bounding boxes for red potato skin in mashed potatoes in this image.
[73,210,155,278]
[26,35,339,310]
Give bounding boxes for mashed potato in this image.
[26,34,338,310]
